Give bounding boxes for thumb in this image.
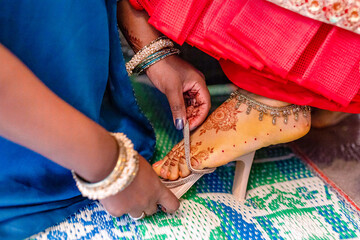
[157,186,180,213]
[165,87,186,130]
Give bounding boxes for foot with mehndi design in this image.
[153,89,311,181]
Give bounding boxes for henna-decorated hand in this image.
[145,55,211,131]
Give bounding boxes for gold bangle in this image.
[72,133,139,200]
[125,38,174,76]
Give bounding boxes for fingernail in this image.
[175,118,184,130]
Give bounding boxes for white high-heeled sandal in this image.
[162,121,255,201]
[161,90,311,200]
[232,151,255,201]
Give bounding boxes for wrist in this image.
[145,54,177,74]
[75,133,119,183]
[73,133,140,200]
[145,55,183,87]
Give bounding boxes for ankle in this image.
[236,89,290,107]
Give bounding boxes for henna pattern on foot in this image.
[154,90,311,180]
[200,100,241,135]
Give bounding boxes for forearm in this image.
[0,44,117,182]
[117,0,161,52]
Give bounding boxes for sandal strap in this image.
[161,121,216,188]
[161,172,207,188]
[183,121,216,174]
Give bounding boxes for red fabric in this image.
[228,0,321,77]
[130,0,360,113]
[220,60,360,112]
[129,0,144,10]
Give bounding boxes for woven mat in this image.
[31,82,360,240]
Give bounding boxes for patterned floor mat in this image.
[30,83,360,240]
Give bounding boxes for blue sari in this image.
[0,0,155,239]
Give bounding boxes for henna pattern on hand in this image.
[184,90,200,107]
[185,90,204,119]
[200,100,241,135]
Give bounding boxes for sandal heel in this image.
[232,151,255,201]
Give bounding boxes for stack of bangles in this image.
[126,36,181,76]
[72,133,139,200]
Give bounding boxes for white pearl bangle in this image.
[72,133,139,200]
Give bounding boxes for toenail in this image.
[293,125,296,128]
[160,169,165,174]
[280,129,282,131]
[233,145,235,147]
[254,138,257,140]
[267,133,269,135]
[222,150,224,152]
[245,141,247,143]
[153,161,161,167]
[167,172,171,177]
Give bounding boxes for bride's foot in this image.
[153,89,311,180]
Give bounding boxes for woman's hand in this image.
[146,55,211,131]
[117,0,211,130]
[100,155,180,218]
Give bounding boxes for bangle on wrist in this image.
[72,132,139,200]
[125,37,174,76]
[125,36,181,76]
[132,48,181,75]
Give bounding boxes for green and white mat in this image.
[31,83,360,240]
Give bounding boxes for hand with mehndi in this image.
[145,55,211,131]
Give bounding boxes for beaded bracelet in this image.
[133,48,180,70]
[126,37,174,76]
[72,133,139,200]
[132,48,181,75]
[134,48,175,70]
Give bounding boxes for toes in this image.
[152,160,165,176]
[154,140,189,180]
[159,157,171,179]
[167,157,180,180]
[179,156,191,178]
